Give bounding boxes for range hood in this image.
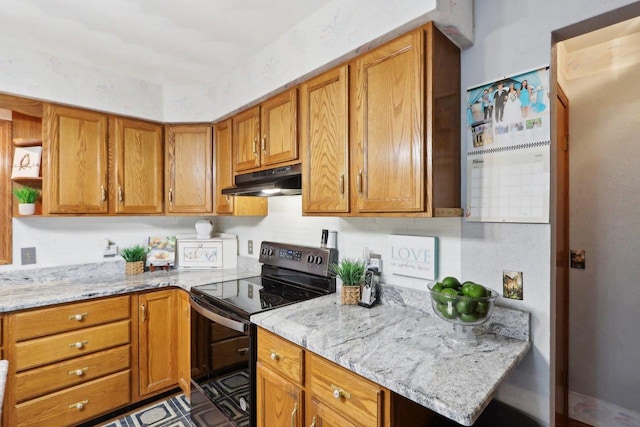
[221,164,302,197]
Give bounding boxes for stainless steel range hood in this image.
[221,164,302,197]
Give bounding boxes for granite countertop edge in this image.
[0,259,260,313]
[251,291,532,426]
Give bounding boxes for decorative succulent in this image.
[119,245,148,263]
[330,258,367,287]
[12,186,40,204]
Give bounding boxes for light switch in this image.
[21,247,36,265]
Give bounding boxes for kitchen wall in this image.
[216,196,462,290]
[560,49,640,419]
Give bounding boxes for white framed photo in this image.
[388,235,438,280]
[11,146,42,178]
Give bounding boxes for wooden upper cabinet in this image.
[214,119,235,214]
[348,23,461,217]
[165,125,213,214]
[301,65,349,214]
[232,88,298,174]
[351,29,424,213]
[44,104,109,214]
[260,88,298,167]
[232,106,261,173]
[111,117,164,214]
[214,119,267,216]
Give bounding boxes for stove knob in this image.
[307,254,314,263]
[315,256,323,265]
[267,248,274,256]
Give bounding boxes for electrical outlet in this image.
[248,240,253,255]
[21,247,37,265]
[368,254,382,274]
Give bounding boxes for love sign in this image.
[388,235,438,280]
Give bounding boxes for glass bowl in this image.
[427,282,499,344]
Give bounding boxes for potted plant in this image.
[120,244,148,275]
[12,186,40,215]
[331,258,366,305]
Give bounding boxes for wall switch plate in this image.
[21,247,37,265]
[248,240,253,255]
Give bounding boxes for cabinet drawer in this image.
[13,295,130,341]
[257,328,303,385]
[15,345,130,402]
[211,336,250,371]
[309,353,383,427]
[14,320,130,371]
[14,370,130,427]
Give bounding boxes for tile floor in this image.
[99,394,195,427]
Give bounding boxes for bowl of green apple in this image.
[428,276,499,344]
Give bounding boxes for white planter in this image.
[18,203,36,215]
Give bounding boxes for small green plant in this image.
[13,186,40,203]
[119,245,147,262]
[330,258,366,286]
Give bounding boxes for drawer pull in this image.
[69,367,88,376]
[270,351,282,361]
[70,340,88,349]
[238,347,249,354]
[141,303,147,323]
[69,312,88,321]
[69,399,89,410]
[291,402,298,427]
[331,384,351,400]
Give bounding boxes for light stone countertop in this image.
[251,285,532,426]
[0,259,260,313]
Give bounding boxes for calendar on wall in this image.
[464,66,550,223]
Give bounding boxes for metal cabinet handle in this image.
[339,173,345,194]
[310,416,316,427]
[69,399,88,410]
[238,347,249,354]
[169,188,173,204]
[262,134,267,152]
[356,170,363,193]
[69,340,88,349]
[118,186,123,203]
[141,303,147,323]
[253,138,258,156]
[69,312,87,321]
[291,402,298,427]
[270,351,282,361]
[101,185,106,202]
[69,367,88,376]
[331,384,351,400]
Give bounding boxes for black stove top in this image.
[192,241,338,319]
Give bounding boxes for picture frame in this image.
[11,146,42,178]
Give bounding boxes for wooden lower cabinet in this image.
[256,328,392,427]
[4,295,133,427]
[136,290,178,397]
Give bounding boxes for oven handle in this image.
[189,294,248,334]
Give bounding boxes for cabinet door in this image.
[261,88,298,167]
[177,290,190,398]
[44,104,108,214]
[309,398,358,427]
[301,66,349,214]
[214,119,234,214]
[232,107,261,173]
[138,290,178,396]
[165,125,213,214]
[351,29,424,213]
[256,363,303,427]
[112,117,163,214]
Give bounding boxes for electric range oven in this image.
[189,241,338,427]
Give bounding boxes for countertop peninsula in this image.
[251,285,531,426]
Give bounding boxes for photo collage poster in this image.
[465,66,550,223]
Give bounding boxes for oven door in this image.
[189,293,256,427]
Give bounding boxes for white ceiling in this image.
[0,0,333,86]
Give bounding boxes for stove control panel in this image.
[259,241,339,277]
